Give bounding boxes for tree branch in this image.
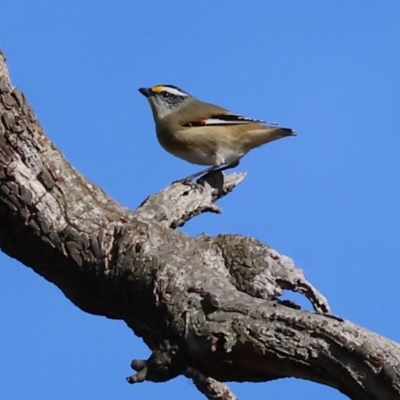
[136,171,246,228]
[186,368,238,400]
[1,49,399,400]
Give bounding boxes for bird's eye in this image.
[162,91,171,98]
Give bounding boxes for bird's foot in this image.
[172,177,199,188]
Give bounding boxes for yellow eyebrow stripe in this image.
[151,85,164,93]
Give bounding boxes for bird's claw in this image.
[172,177,199,188]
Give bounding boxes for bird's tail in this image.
[245,126,296,149]
[269,127,296,140]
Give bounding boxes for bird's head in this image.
[138,84,192,119]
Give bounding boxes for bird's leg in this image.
[196,161,240,185]
[212,160,240,174]
[173,161,240,186]
[172,165,220,185]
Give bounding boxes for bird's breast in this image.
[156,125,217,166]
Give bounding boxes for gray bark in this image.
[0,50,399,400]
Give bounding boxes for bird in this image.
[138,84,295,183]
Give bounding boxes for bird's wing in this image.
[197,113,266,125]
[178,100,269,127]
[181,111,267,127]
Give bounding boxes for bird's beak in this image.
[138,87,152,97]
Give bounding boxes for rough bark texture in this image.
[1,50,399,400]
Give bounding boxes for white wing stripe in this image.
[203,118,252,125]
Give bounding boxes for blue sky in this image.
[1,2,399,399]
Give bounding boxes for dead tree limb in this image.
[0,50,399,400]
